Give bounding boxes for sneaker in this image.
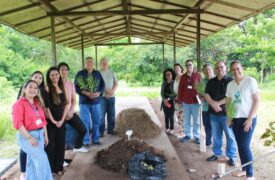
[20,173,26,180]
[73,146,89,153]
[207,155,217,161]
[194,138,200,144]
[206,143,212,147]
[63,161,69,167]
[180,136,191,142]
[92,142,101,146]
[166,129,170,134]
[107,131,117,135]
[176,133,184,139]
[169,130,174,134]
[228,158,236,166]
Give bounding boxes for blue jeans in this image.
[80,103,101,144]
[210,114,237,160]
[202,111,212,145]
[100,97,116,135]
[182,103,200,139]
[17,129,52,180]
[232,117,256,177]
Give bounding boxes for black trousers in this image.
[45,123,65,173]
[163,105,175,130]
[66,113,87,148]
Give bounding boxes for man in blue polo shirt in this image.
[74,57,105,146]
[205,61,237,166]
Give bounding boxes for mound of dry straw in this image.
[115,108,161,139]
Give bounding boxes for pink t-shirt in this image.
[65,80,76,113]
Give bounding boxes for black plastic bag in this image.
[128,151,167,180]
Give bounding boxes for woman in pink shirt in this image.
[12,80,52,180]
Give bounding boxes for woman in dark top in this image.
[44,67,68,175]
[17,71,49,180]
[161,68,176,134]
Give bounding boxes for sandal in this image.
[58,171,64,175]
[232,170,246,177]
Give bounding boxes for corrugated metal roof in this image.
[0,0,274,49]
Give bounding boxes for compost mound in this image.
[116,108,161,139]
[96,138,166,172]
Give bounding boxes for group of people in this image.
[12,57,118,180]
[161,60,259,180]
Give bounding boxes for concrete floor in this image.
[61,97,190,180]
[1,97,190,180]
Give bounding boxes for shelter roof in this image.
[0,0,274,49]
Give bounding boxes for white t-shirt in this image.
[226,76,259,118]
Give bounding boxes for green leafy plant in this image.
[197,81,206,96]
[226,99,236,123]
[76,75,99,92]
[260,121,275,146]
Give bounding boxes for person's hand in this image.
[107,89,114,97]
[56,120,64,128]
[44,135,49,146]
[29,136,38,147]
[212,100,222,112]
[91,92,100,99]
[243,118,253,132]
[226,118,232,126]
[66,111,73,120]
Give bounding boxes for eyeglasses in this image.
[166,73,172,76]
[185,64,192,67]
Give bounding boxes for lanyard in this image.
[187,73,194,85]
[27,100,39,119]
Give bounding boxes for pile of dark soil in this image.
[96,138,166,172]
[115,108,161,139]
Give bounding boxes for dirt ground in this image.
[2,98,274,180]
[149,99,274,180]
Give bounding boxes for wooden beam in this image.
[173,34,176,64]
[204,11,241,21]
[95,42,163,46]
[163,0,205,42]
[196,9,201,72]
[83,31,173,37]
[14,0,105,27]
[47,9,204,17]
[162,43,165,72]
[150,0,241,21]
[205,0,257,12]
[51,16,57,66]
[38,0,95,43]
[95,45,98,69]
[0,2,41,17]
[189,17,226,27]
[81,35,84,69]
[39,17,124,39]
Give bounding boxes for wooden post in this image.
[51,16,57,66]
[81,35,84,69]
[173,33,176,64]
[196,8,201,72]
[162,43,165,72]
[95,45,98,70]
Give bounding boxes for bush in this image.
[0,76,17,103]
[0,112,15,140]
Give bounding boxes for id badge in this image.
[187,85,192,89]
[36,119,42,126]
